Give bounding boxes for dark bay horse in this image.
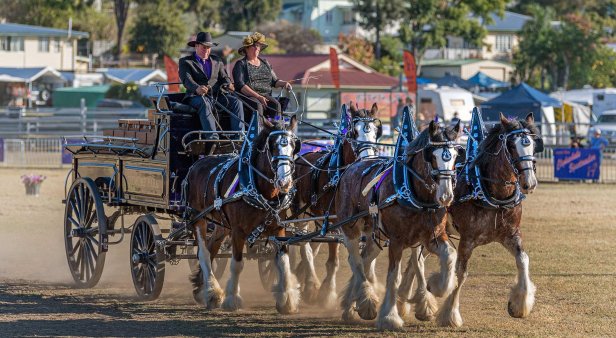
[187,115,301,314]
[335,120,462,329]
[437,112,541,327]
[293,103,382,306]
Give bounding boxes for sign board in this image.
[553,148,601,180]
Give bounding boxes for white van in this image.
[417,84,474,123]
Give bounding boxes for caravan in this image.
[417,84,474,123]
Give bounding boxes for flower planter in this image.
[25,182,42,196]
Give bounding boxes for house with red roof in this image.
[233,53,406,130]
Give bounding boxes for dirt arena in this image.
[1,168,615,337]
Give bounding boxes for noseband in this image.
[501,128,540,176]
[257,130,299,182]
[424,141,462,183]
[350,116,382,155]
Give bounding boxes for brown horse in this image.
[187,115,301,314]
[335,120,462,329]
[437,112,540,327]
[293,103,382,307]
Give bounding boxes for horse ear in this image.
[499,112,509,125]
[525,112,535,124]
[262,116,274,130]
[288,114,298,132]
[429,120,438,136]
[349,101,358,116]
[369,103,378,117]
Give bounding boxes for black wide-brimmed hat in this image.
[187,32,218,47]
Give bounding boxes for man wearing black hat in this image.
[179,32,244,139]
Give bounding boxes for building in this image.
[0,67,66,107]
[420,59,514,82]
[0,23,89,71]
[279,0,367,43]
[427,11,531,61]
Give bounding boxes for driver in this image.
[232,32,292,122]
[179,31,244,139]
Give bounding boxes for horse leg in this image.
[426,237,457,298]
[193,222,224,309]
[298,223,321,304]
[504,235,536,318]
[274,229,301,314]
[396,247,417,319]
[317,242,339,309]
[408,245,438,321]
[376,242,405,330]
[345,230,379,321]
[221,231,245,311]
[362,235,382,293]
[437,239,473,327]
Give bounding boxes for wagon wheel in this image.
[256,241,278,291]
[64,177,107,288]
[130,214,165,301]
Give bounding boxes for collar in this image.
[194,52,210,64]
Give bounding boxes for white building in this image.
[0,23,89,71]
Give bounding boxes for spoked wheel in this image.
[64,177,107,288]
[130,214,165,301]
[256,241,278,291]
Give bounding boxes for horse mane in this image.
[474,116,539,168]
[404,126,448,156]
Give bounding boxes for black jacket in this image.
[178,53,231,99]
[232,57,278,95]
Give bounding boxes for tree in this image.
[0,0,76,28]
[398,0,507,76]
[258,20,322,54]
[351,0,405,59]
[129,0,187,58]
[113,0,131,61]
[338,34,374,66]
[183,0,221,31]
[220,0,282,32]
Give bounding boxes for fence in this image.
[1,138,64,168]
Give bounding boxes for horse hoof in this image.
[342,308,357,322]
[192,288,205,306]
[302,281,320,304]
[436,308,463,327]
[206,287,224,310]
[221,294,243,312]
[276,298,299,314]
[357,299,379,320]
[376,313,405,331]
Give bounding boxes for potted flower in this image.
[21,174,46,196]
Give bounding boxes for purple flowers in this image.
[21,174,47,185]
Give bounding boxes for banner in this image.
[553,148,601,180]
[329,47,340,89]
[403,50,417,94]
[164,55,180,92]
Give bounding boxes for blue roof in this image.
[0,67,64,82]
[482,11,531,32]
[102,68,164,83]
[468,71,509,89]
[0,23,88,38]
[433,74,475,89]
[484,82,560,107]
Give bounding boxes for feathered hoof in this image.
[317,285,338,309]
[396,299,411,319]
[437,307,463,327]
[356,296,379,320]
[276,295,300,315]
[206,287,224,310]
[376,313,405,331]
[507,283,536,318]
[342,307,358,322]
[302,280,321,304]
[221,293,244,312]
[410,289,437,321]
[274,287,301,315]
[192,287,205,306]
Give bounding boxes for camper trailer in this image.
[592,88,616,116]
[417,84,474,123]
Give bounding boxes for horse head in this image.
[499,112,540,193]
[408,120,462,207]
[348,102,383,158]
[256,115,300,194]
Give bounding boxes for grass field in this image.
[0,168,615,337]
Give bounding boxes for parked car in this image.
[589,109,616,145]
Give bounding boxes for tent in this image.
[432,74,475,89]
[480,82,562,143]
[468,71,509,89]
